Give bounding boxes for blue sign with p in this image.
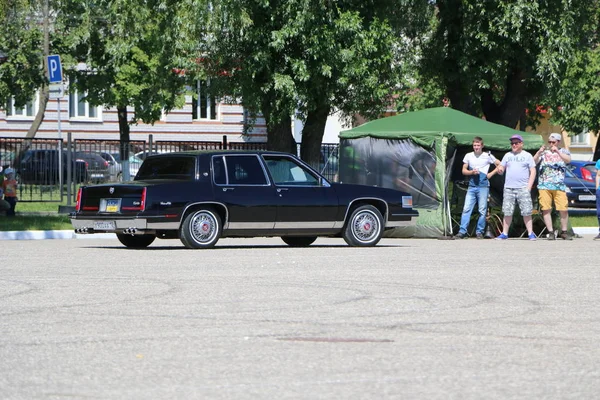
[47,55,63,83]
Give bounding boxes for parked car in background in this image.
[18,149,88,185]
[74,152,110,183]
[567,161,597,183]
[134,150,166,160]
[565,169,596,208]
[71,150,419,249]
[98,151,143,181]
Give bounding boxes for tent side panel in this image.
[339,137,447,238]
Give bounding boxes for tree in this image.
[207,0,430,167]
[419,0,597,129]
[0,0,46,126]
[57,0,208,178]
[551,46,600,160]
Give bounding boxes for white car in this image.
[134,150,167,160]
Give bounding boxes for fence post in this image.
[67,132,72,205]
[148,134,153,153]
[223,135,227,150]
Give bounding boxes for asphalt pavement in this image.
[1,236,600,399]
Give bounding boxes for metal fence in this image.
[1,135,339,202]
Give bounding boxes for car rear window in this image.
[136,156,196,180]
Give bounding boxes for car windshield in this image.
[136,156,195,180]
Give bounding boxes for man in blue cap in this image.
[495,134,537,240]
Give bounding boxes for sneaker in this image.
[454,232,467,239]
[559,231,573,241]
[475,232,484,239]
[547,232,556,240]
[594,233,600,240]
[528,233,537,241]
[495,233,508,240]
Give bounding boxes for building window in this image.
[192,80,218,120]
[69,89,100,119]
[6,96,36,117]
[571,130,590,146]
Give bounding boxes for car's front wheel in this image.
[343,205,384,247]
[180,208,222,249]
[116,233,156,248]
[281,236,317,247]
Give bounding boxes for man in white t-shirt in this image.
[455,136,500,239]
[495,134,537,240]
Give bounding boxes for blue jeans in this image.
[459,186,489,235]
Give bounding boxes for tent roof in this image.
[339,107,543,151]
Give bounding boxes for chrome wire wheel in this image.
[180,208,221,249]
[352,211,380,242]
[191,212,218,242]
[343,205,384,247]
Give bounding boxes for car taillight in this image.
[75,188,82,211]
[581,168,593,182]
[121,188,147,211]
[140,187,146,211]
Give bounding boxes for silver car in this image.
[98,151,143,181]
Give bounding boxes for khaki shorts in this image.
[539,189,568,211]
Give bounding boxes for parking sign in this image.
[47,55,63,83]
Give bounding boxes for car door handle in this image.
[276,188,288,193]
[222,187,234,191]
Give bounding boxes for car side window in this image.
[222,155,268,185]
[212,156,227,184]
[263,155,319,186]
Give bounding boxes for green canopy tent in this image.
[338,107,543,238]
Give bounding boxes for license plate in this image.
[94,221,116,230]
[578,195,596,201]
[101,198,121,213]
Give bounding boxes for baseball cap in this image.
[4,167,14,175]
[549,133,562,142]
[509,134,523,142]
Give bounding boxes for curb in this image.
[0,231,116,240]
[0,228,598,241]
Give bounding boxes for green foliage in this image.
[56,0,207,123]
[0,0,45,108]
[419,0,597,127]
[552,47,600,137]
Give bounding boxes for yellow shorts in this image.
[539,189,568,211]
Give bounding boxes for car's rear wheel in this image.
[343,205,384,247]
[281,236,317,247]
[180,207,221,249]
[116,233,156,248]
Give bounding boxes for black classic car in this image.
[70,151,418,248]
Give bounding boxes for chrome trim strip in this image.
[71,218,148,229]
[343,198,390,224]
[274,221,336,229]
[147,221,180,229]
[182,201,229,225]
[226,222,275,230]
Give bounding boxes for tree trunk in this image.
[481,67,527,129]
[118,105,131,180]
[25,0,50,139]
[300,106,330,169]
[25,87,49,139]
[266,115,295,154]
[593,139,600,162]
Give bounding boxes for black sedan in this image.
[565,169,597,208]
[70,151,418,248]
